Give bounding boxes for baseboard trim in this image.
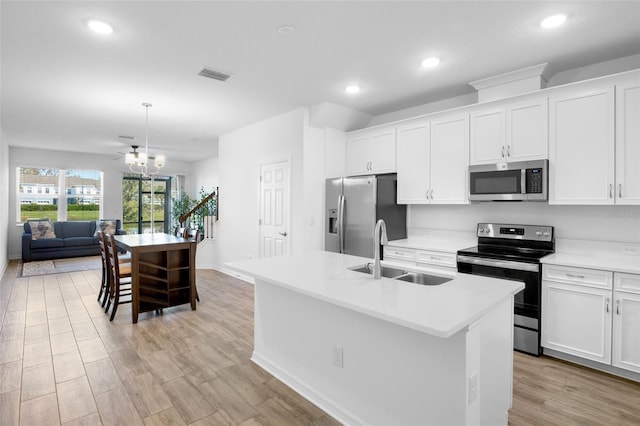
[251,351,363,426]
[214,266,255,284]
[0,259,7,280]
[543,348,640,382]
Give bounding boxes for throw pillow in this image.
[95,220,117,236]
[29,220,56,240]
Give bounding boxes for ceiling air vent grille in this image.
[198,67,231,82]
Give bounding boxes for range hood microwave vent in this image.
[198,67,232,82]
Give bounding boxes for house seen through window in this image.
[17,167,103,222]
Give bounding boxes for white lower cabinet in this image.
[384,245,457,274]
[542,279,612,363]
[542,265,640,374]
[613,273,640,373]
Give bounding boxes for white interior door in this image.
[259,160,290,257]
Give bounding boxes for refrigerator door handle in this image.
[338,195,345,253]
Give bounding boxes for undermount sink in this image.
[348,264,452,286]
[395,272,452,286]
[348,264,407,278]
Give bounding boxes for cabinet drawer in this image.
[615,272,640,293]
[416,250,456,268]
[384,247,416,261]
[543,264,613,289]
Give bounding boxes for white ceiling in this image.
[2,1,639,162]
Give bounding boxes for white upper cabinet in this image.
[470,98,548,165]
[430,114,469,204]
[346,127,396,176]
[549,87,615,204]
[615,80,640,205]
[470,108,504,164]
[396,121,430,203]
[396,115,469,204]
[506,98,549,161]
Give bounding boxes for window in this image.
[16,167,103,222]
[66,170,102,221]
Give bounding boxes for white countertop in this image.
[541,238,640,274]
[542,252,640,274]
[387,236,476,253]
[226,250,523,338]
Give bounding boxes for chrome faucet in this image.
[373,219,388,279]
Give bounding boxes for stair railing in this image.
[179,188,218,240]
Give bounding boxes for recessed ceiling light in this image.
[345,85,361,94]
[540,14,567,29]
[277,25,296,36]
[88,20,113,34]
[421,57,440,68]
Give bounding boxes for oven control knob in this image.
[536,231,542,236]
[543,231,550,236]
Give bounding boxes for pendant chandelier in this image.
[125,103,165,176]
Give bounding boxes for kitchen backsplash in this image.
[408,204,640,244]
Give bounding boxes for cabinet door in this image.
[368,128,396,174]
[615,81,640,205]
[549,87,615,204]
[506,98,548,161]
[613,291,640,373]
[470,108,504,165]
[346,134,371,176]
[430,115,469,204]
[396,122,430,203]
[542,280,612,363]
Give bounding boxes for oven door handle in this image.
[457,255,540,272]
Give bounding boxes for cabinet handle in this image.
[566,273,585,279]
[507,145,511,157]
[619,183,622,198]
[430,189,434,199]
[606,298,610,313]
[609,184,613,198]
[616,300,620,315]
[429,256,441,261]
[501,146,505,158]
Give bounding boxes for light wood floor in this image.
[1,260,639,425]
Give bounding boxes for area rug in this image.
[19,256,102,277]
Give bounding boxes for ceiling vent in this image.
[198,67,232,82]
[118,135,136,140]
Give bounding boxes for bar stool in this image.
[185,227,202,302]
[105,233,132,321]
[97,231,131,307]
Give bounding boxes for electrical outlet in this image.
[621,245,639,255]
[333,346,344,368]
[468,373,478,404]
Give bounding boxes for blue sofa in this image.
[22,220,125,262]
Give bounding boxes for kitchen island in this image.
[227,250,524,426]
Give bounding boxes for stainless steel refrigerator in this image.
[325,174,406,258]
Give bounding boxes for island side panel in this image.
[252,278,470,426]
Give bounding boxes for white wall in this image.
[8,146,191,259]
[217,108,306,267]
[0,130,9,275]
[408,204,640,244]
[186,156,219,198]
[215,107,334,270]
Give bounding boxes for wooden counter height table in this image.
[114,233,196,323]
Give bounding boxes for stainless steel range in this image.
[457,223,554,356]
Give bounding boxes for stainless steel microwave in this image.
[469,159,548,201]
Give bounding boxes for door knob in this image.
[278,232,288,236]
